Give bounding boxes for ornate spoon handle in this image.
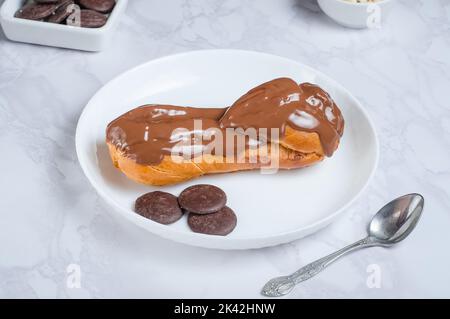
[262,237,376,297]
[290,237,373,283]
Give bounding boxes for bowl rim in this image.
[332,0,392,6]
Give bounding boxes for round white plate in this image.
[76,50,379,250]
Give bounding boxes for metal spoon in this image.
[261,193,424,297]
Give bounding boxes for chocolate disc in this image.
[15,3,58,20]
[135,191,183,225]
[77,9,107,28]
[178,184,227,214]
[47,1,75,23]
[188,206,237,236]
[79,0,116,13]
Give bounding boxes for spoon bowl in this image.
[368,193,424,245]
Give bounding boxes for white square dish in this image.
[0,0,128,51]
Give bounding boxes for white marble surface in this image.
[1,0,450,299]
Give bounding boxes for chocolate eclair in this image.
[106,78,344,185]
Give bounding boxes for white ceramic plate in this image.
[76,50,379,250]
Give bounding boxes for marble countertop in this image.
[1,0,450,299]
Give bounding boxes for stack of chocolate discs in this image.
[178,184,237,236]
[135,184,237,236]
[14,0,116,28]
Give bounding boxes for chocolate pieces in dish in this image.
[14,0,115,28]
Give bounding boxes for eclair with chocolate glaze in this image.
[106,78,344,185]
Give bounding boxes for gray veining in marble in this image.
[0,0,449,298]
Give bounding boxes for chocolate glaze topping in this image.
[106,78,344,165]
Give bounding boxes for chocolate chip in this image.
[15,3,58,20]
[135,191,183,225]
[47,0,75,24]
[76,9,107,28]
[188,206,237,236]
[78,0,116,13]
[178,184,227,214]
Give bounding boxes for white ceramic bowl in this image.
[0,0,127,51]
[318,0,394,29]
